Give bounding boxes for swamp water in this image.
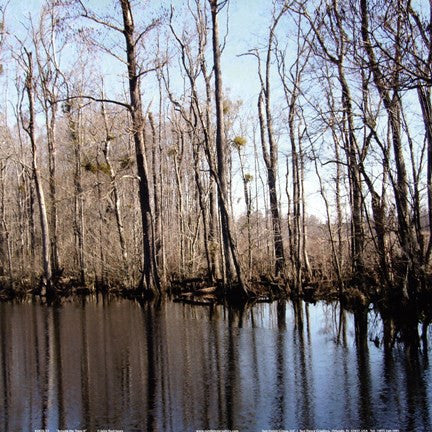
[0,297,431,432]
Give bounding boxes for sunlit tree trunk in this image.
[235,143,253,278]
[209,0,247,295]
[148,112,163,281]
[254,6,288,278]
[33,4,61,276]
[22,50,53,294]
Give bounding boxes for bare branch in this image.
[135,18,161,47]
[54,95,131,111]
[77,0,124,34]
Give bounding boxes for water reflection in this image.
[0,298,431,431]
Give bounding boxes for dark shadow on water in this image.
[0,305,9,432]
[143,303,157,432]
[354,307,375,429]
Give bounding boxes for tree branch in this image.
[53,95,131,111]
[78,0,124,34]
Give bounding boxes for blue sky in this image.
[3,0,276,100]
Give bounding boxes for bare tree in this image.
[251,3,288,279]
[21,49,53,294]
[301,0,365,286]
[209,0,248,296]
[276,9,312,293]
[74,0,162,295]
[32,3,62,277]
[361,0,422,300]
[101,99,130,284]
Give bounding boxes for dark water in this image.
[0,298,431,432]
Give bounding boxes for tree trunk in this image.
[192,139,213,282]
[23,50,53,295]
[287,80,303,292]
[148,112,163,281]
[417,87,432,263]
[173,131,186,276]
[120,0,160,295]
[255,8,288,278]
[209,0,248,296]
[46,105,59,276]
[201,60,221,282]
[65,102,86,286]
[312,146,344,292]
[95,173,107,289]
[361,0,421,299]
[0,162,13,287]
[101,101,130,284]
[338,65,365,284]
[237,145,253,278]
[257,92,285,278]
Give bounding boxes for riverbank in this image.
[0,274,431,348]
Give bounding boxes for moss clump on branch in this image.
[119,156,133,170]
[244,173,253,183]
[83,161,111,175]
[233,135,247,149]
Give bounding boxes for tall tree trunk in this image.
[360,64,392,287]
[33,2,61,278]
[95,173,106,289]
[334,135,344,272]
[202,61,221,282]
[257,92,285,278]
[101,101,130,284]
[46,105,59,276]
[65,102,86,286]
[361,0,421,299]
[332,0,365,283]
[173,131,186,276]
[256,7,288,278]
[16,170,25,275]
[0,163,13,287]
[236,145,253,278]
[23,50,53,295]
[156,74,167,282]
[120,0,160,295]
[287,82,303,292]
[148,112,163,281]
[417,87,432,263]
[276,30,311,288]
[28,175,36,277]
[338,65,365,284]
[15,99,31,276]
[299,141,311,279]
[312,146,344,292]
[209,0,247,296]
[192,139,213,282]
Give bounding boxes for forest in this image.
[0,0,431,316]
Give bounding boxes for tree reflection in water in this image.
[0,298,430,431]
